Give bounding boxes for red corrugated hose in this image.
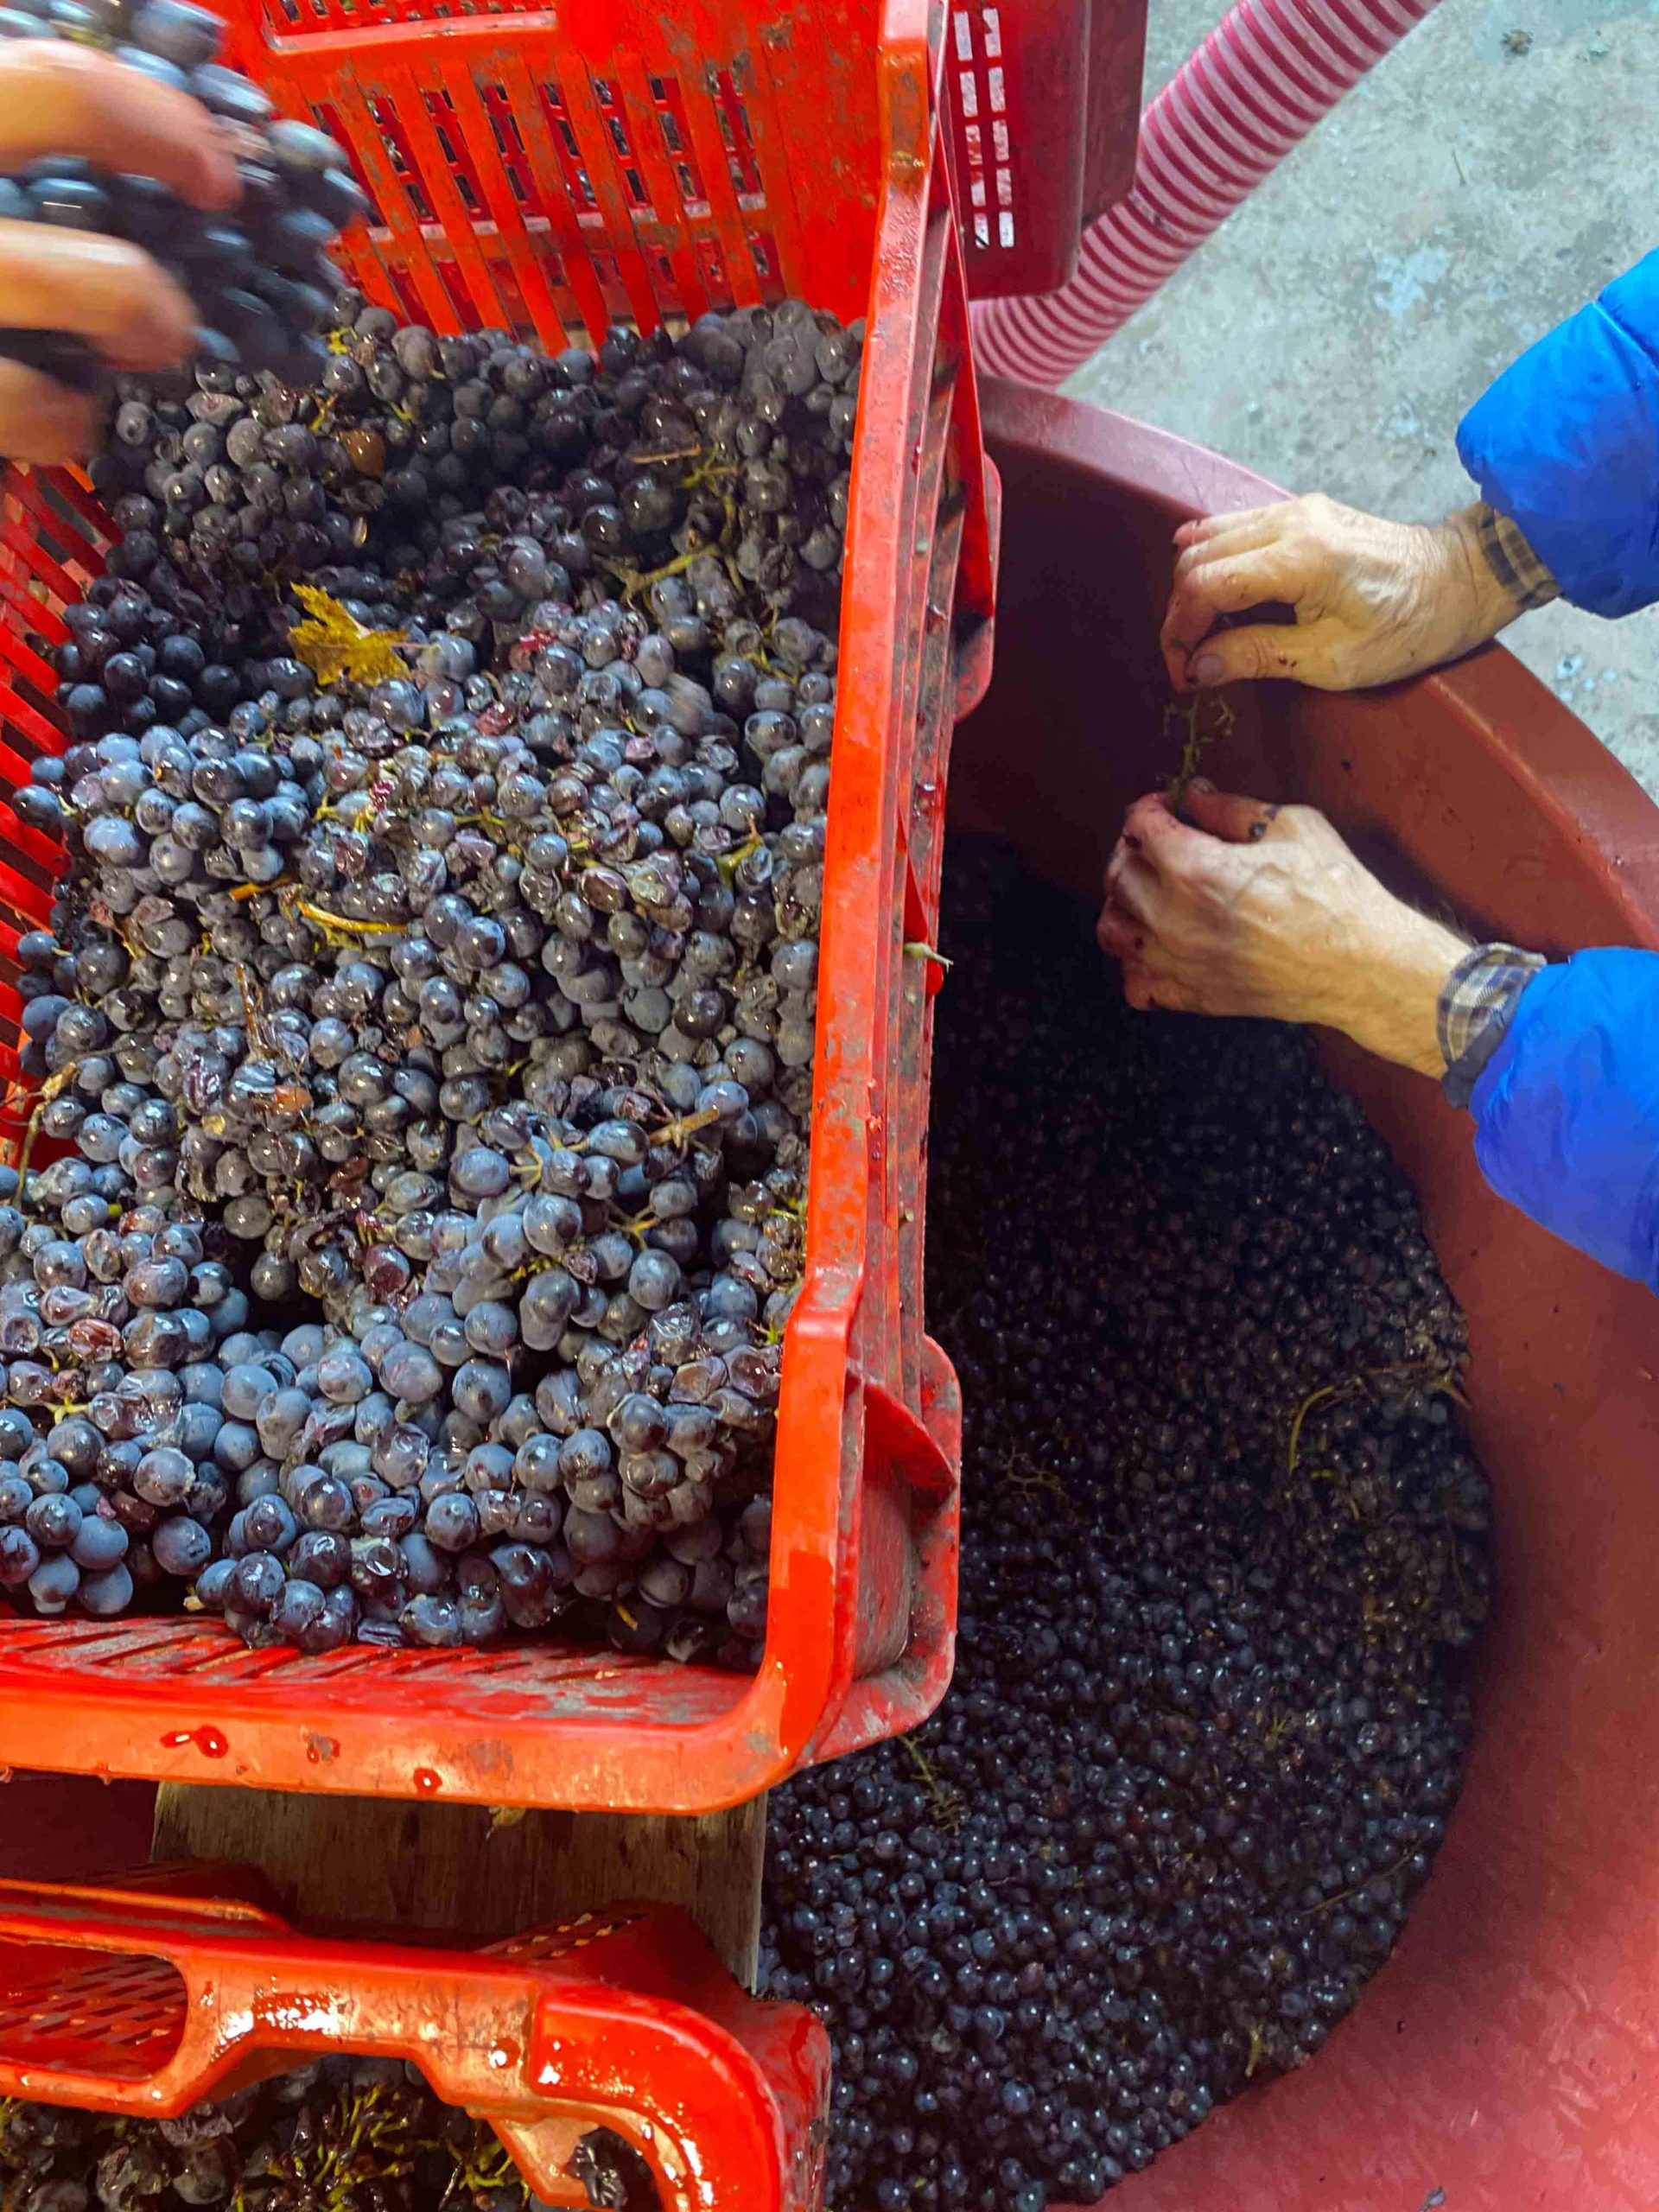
[972,0,1444,387]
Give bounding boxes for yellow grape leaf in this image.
[289,584,408,688]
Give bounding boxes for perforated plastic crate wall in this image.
[943,0,1147,299]
[0,0,994,1810]
[0,1872,830,2212]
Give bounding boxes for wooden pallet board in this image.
[152,1783,766,1982]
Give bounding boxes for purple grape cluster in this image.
[75,299,856,634]
[0,2054,658,2212]
[760,840,1490,2212]
[0,0,365,397]
[0,290,861,1659]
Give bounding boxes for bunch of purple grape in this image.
[760,839,1490,2212]
[0,0,365,395]
[0,2055,658,2212]
[0,289,861,1662]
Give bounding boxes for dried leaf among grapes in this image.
[289,586,407,688]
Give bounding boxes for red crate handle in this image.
[0,1878,829,2212]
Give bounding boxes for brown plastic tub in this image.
[950,379,1659,2210]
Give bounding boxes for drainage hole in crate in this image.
[0,1942,187,2080]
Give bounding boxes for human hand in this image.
[0,40,237,463]
[1096,783,1470,1077]
[1160,493,1521,695]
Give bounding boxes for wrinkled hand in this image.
[1160,493,1520,695]
[0,41,236,464]
[1096,783,1470,1077]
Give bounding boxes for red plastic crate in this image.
[0,1872,830,2212]
[944,0,1147,299]
[0,0,995,1808]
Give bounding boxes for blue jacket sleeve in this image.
[1468,949,1659,1289]
[1457,252,1659,618]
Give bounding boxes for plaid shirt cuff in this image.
[1471,503,1560,613]
[1439,943,1548,1109]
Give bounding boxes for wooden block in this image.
[152,1785,766,1985]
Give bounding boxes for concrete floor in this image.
[1066,0,1659,791]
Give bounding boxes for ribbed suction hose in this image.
[972,0,1444,388]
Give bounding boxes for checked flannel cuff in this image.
[1438,942,1548,1110]
[1471,502,1560,613]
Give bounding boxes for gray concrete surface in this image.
[1066,0,1659,791]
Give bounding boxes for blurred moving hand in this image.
[1160,492,1523,696]
[0,40,235,463]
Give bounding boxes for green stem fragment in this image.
[1165,690,1236,810]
